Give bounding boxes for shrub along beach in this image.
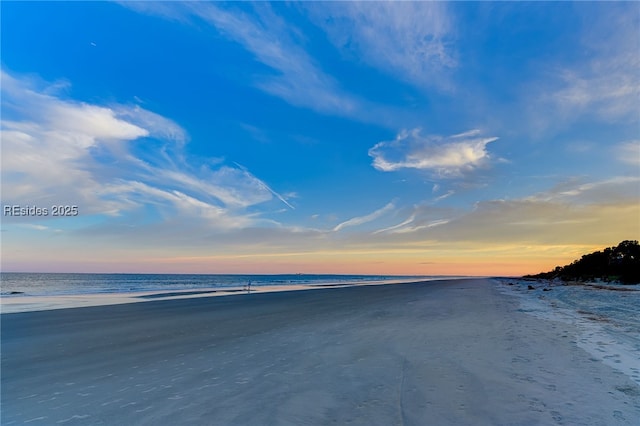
[525,240,640,284]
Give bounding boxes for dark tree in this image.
[525,240,640,284]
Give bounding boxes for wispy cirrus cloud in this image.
[123,2,365,120]
[306,1,456,91]
[348,176,639,258]
[119,2,420,128]
[19,224,50,231]
[524,176,640,206]
[615,141,640,167]
[333,202,395,232]
[372,213,418,235]
[193,3,360,115]
[550,60,639,123]
[373,213,450,235]
[1,70,288,231]
[368,129,498,178]
[233,162,295,210]
[539,5,639,125]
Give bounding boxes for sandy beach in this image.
[2,278,639,425]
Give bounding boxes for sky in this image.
[1,1,639,276]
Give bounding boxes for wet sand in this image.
[2,279,639,425]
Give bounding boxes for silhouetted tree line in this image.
[525,240,640,284]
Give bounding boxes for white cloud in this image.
[372,214,416,235]
[116,1,191,24]
[120,2,410,126]
[544,5,639,124]
[434,190,455,203]
[1,71,149,211]
[371,202,454,236]
[20,224,49,231]
[616,141,640,167]
[551,66,639,123]
[169,2,362,118]
[526,176,640,205]
[1,70,286,231]
[333,202,395,232]
[368,128,498,177]
[387,219,450,235]
[233,162,294,210]
[103,181,255,231]
[362,177,639,249]
[1,70,148,141]
[115,105,188,145]
[307,2,455,90]
[152,166,274,209]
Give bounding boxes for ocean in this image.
[0,272,449,297]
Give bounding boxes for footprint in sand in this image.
[550,410,563,423]
[528,397,546,412]
[613,410,625,421]
[615,385,640,396]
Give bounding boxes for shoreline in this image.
[0,277,447,314]
[2,278,638,424]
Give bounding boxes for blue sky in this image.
[1,1,638,275]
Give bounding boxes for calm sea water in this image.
[0,273,446,296]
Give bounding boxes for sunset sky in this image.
[1,2,638,276]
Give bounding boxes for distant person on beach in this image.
[247,280,252,294]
